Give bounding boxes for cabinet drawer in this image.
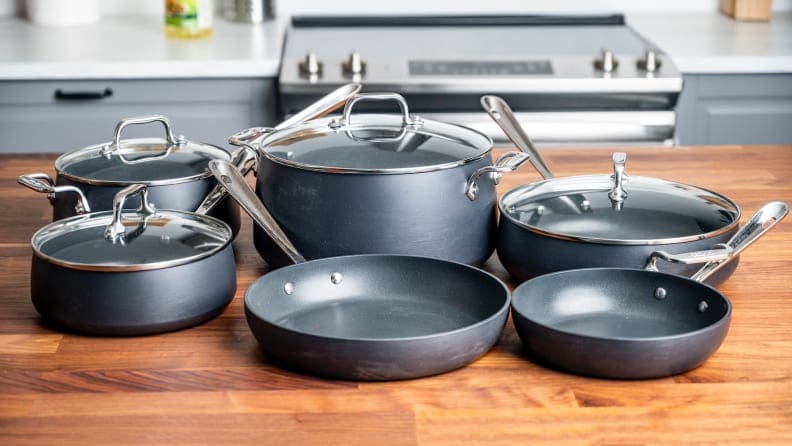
[0,78,276,153]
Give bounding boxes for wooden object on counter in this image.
[720,0,774,21]
[1,146,792,445]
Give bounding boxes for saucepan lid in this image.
[32,184,231,271]
[55,115,230,185]
[256,93,493,173]
[499,153,741,245]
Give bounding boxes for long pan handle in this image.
[480,95,554,180]
[689,201,789,282]
[208,159,306,264]
[197,83,362,215]
[646,202,789,282]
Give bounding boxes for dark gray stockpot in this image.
[248,93,529,267]
[29,184,236,335]
[18,115,240,236]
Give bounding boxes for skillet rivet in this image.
[581,200,591,211]
[536,205,545,216]
[654,287,667,300]
[698,301,709,313]
[330,272,343,285]
[284,282,294,295]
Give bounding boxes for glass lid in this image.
[258,93,492,173]
[55,115,229,185]
[500,156,740,245]
[32,185,231,271]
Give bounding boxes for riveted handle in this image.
[645,201,789,282]
[480,95,553,180]
[18,173,91,214]
[466,151,530,201]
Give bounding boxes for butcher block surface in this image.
[1,145,791,445]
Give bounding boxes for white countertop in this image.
[628,12,792,74]
[0,15,285,80]
[0,12,790,80]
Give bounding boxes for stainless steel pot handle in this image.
[480,95,554,180]
[645,201,789,282]
[465,151,531,201]
[100,115,185,164]
[18,173,91,214]
[208,159,306,264]
[329,92,423,131]
[104,184,158,242]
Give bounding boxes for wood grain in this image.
[1,146,791,445]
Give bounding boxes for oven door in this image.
[420,110,676,147]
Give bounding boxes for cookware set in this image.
[18,85,788,380]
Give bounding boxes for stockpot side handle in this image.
[329,92,423,131]
[101,115,185,164]
[104,184,157,242]
[646,201,789,282]
[466,151,531,201]
[18,173,91,214]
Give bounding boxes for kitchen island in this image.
[1,145,791,444]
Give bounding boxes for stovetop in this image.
[279,15,682,95]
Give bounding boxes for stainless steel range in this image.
[278,15,682,146]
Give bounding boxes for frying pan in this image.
[208,159,511,380]
[511,201,788,379]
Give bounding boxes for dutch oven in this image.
[482,95,742,285]
[29,184,236,335]
[18,115,241,236]
[242,92,530,267]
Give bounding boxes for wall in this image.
[3,0,792,17]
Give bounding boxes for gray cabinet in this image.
[676,74,792,145]
[0,78,277,153]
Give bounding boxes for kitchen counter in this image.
[1,12,791,80]
[0,15,285,80]
[629,12,792,73]
[1,145,791,444]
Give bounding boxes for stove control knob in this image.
[594,48,618,72]
[637,49,662,73]
[342,51,366,77]
[299,51,322,77]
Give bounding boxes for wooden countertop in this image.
[1,145,791,445]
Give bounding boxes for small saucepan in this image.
[209,159,511,380]
[511,201,788,379]
[29,184,236,335]
[482,95,743,285]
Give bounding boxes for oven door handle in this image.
[421,111,676,146]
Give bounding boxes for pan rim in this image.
[244,254,512,343]
[498,174,741,245]
[510,267,733,343]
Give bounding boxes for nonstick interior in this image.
[245,254,510,340]
[512,268,730,339]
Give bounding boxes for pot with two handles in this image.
[240,92,531,267]
[18,115,243,236]
[482,95,743,285]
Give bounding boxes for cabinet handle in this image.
[54,88,113,100]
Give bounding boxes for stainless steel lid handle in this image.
[104,184,157,242]
[466,151,530,201]
[329,92,423,130]
[101,115,185,164]
[18,173,91,214]
[645,201,789,281]
[608,152,628,206]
